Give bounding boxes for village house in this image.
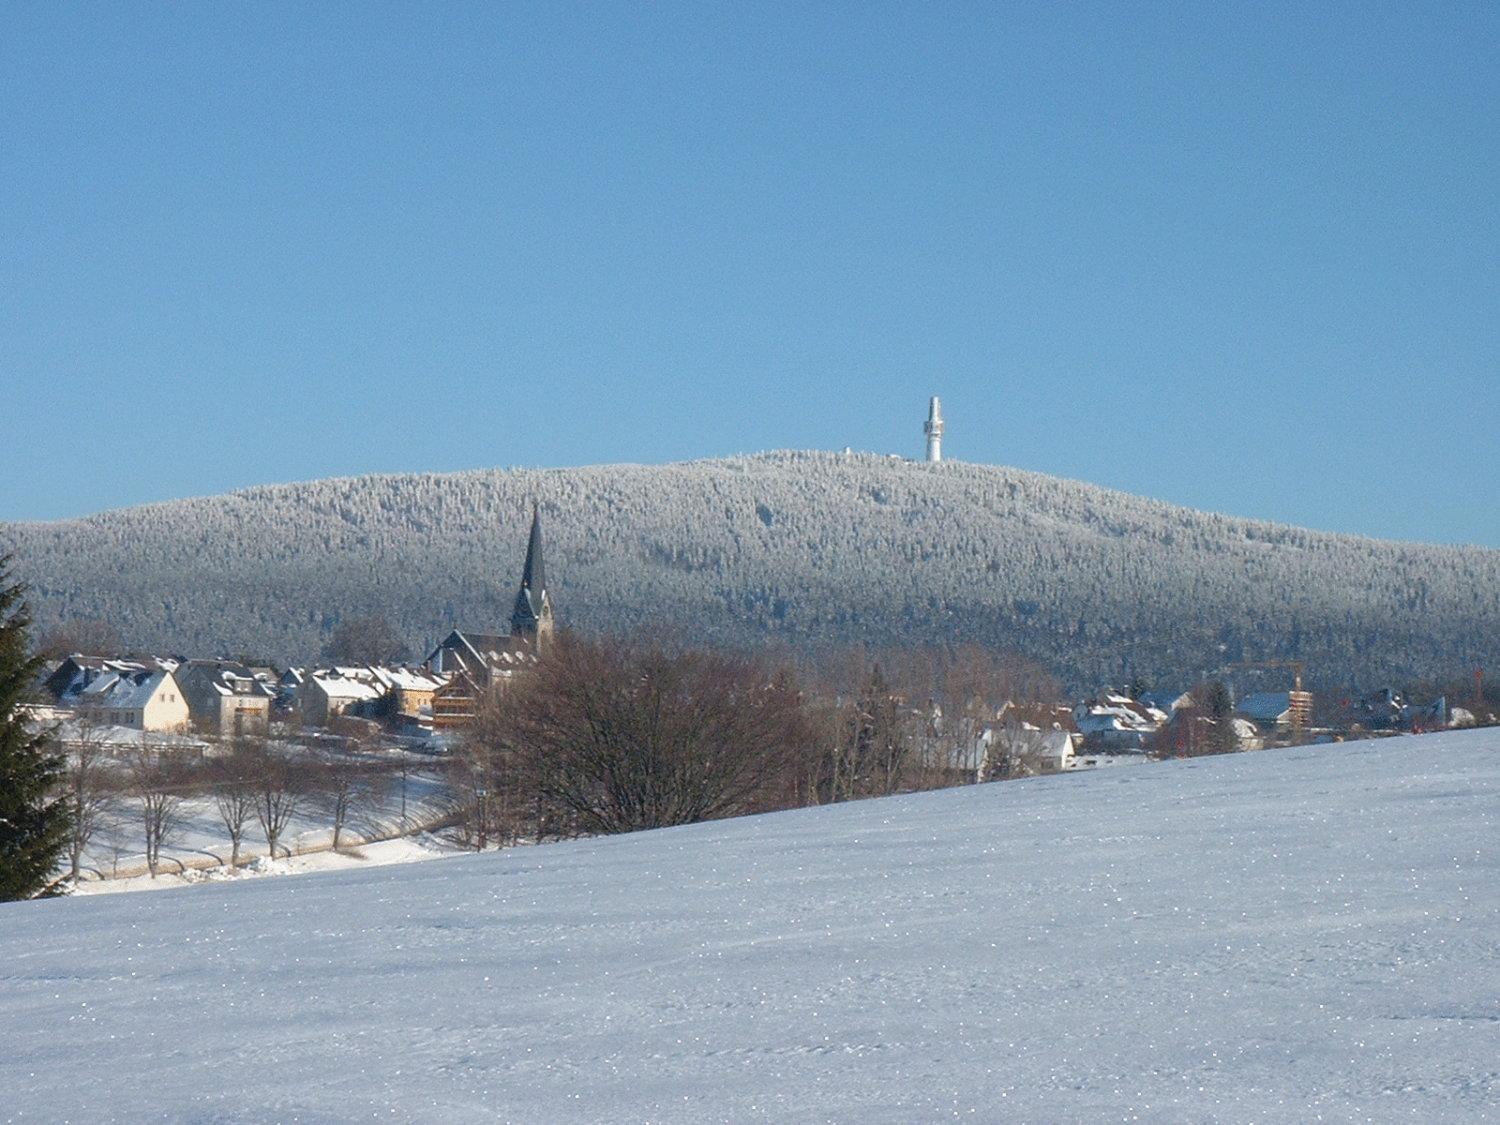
[75,667,190,733]
[1155,705,1265,755]
[371,666,449,728]
[428,649,535,733]
[426,631,513,685]
[274,667,306,715]
[43,654,178,705]
[978,725,1079,779]
[174,659,276,736]
[1347,688,1449,733]
[301,668,388,726]
[1235,691,1292,726]
[429,666,484,732]
[1073,692,1168,752]
[1138,688,1193,715]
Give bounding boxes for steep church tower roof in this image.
[510,505,553,643]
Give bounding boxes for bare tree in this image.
[477,633,811,837]
[61,717,118,882]
[210,742,259,866]
[130,742,188,878]
[246,739,304,860]
[986,722,1060,780]
[98,816,128,880]
[322,614,409,666]
[313,751,384,851]
[397,751,411,829]
[461,671,560,847]
[819,664,915,802]
[446,737,503,850]
[34,618,123,660]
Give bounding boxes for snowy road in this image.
[2,730,1498,1121]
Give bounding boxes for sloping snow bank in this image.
[2,730,1498,1121]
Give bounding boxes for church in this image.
[425,505,553,731]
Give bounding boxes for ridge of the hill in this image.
[5,451,1497,686]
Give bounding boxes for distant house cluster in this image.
[41,655,275,737]
[959,675,1475,780]
[30,508,557,744]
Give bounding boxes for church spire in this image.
[510,504,553,646]
[520,503,545,596]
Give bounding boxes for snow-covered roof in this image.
[1237,692,1292,723]
[1231,717,1262,741]
[378,668,448,692]
[309,672,387,702]
[49,656,177,702]
[1138,689,1192,714]
[425,631,538,678]
[78,669,173,712]
[209,673,273,698]
[1074,696,1167,734]
[331,666,381,681]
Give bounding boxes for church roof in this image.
[521,505,545,594]
[512,506,548,626]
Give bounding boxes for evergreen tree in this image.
[0,553,70,900]
[1200,679,1239,755]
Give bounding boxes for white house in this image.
[75,668,190,733]
[979,725,1078,779]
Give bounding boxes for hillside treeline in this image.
[5,452,1497,692]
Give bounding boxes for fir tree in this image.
[0,553,70,900]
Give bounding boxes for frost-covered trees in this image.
[0,554,69,900]
[5,453,1497,690]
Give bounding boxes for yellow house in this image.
[76,668,190,733]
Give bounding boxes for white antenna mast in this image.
[923,396,944,463]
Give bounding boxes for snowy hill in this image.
[5,451,1499,686]
[3,730,1498,1120]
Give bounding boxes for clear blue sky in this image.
[3,4,1496,544]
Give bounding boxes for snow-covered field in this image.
[66,758,452,888]
[3,730,1498,1121]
